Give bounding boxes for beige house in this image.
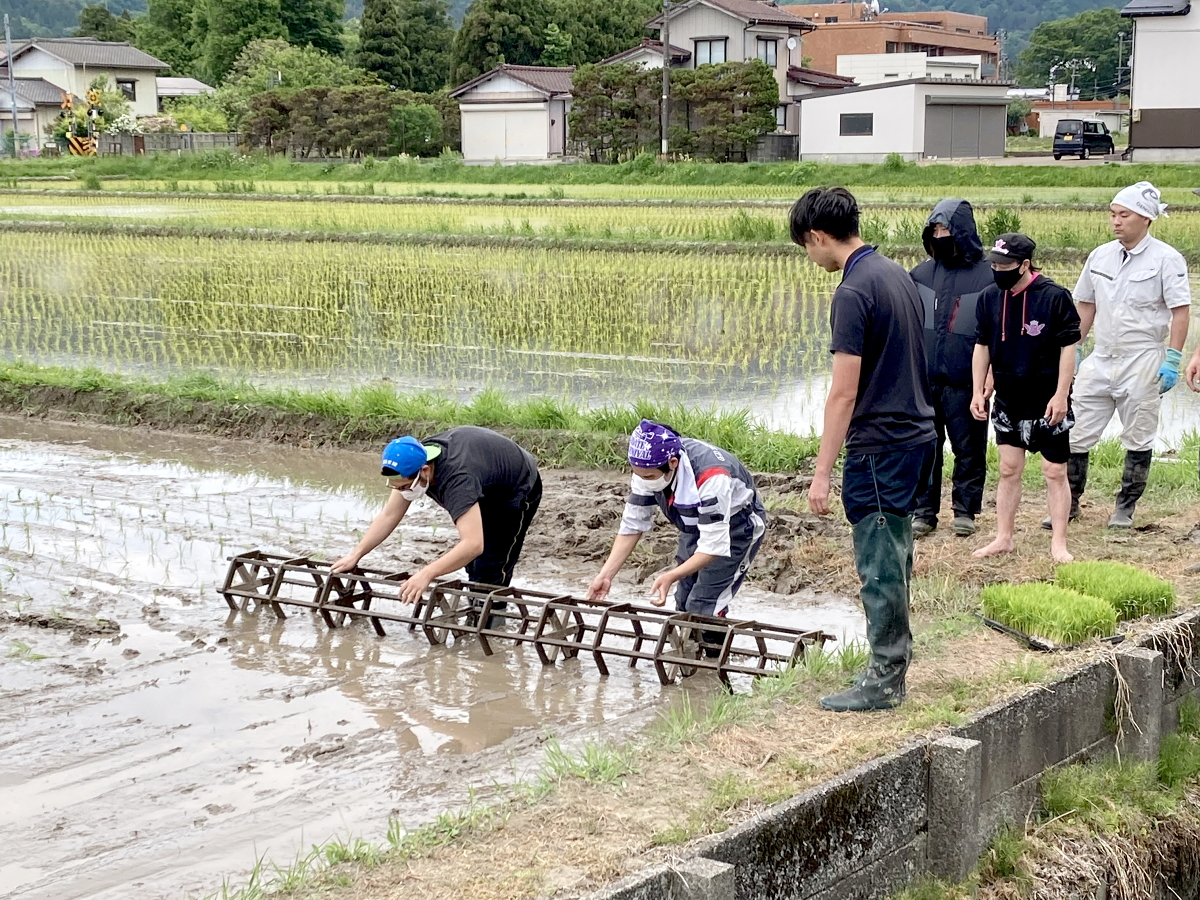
[1,37,167,119]
[647,0,817,132]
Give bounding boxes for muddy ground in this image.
[0,415,860,900]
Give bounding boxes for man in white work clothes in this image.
[1057,181,1191,529]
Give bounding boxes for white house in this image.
[0,37,167,119]
[0,71,66,151]
[796,77,1010,162]
[1120,0,1200,161]
[451,65,575,164]
[836,52,983,85]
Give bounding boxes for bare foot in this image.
[1051,544,1074,564]
[973,538,1014,558]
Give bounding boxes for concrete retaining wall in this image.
[586,611,1200,900]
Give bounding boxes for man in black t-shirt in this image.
[971,233,1080,564]
[332,427,542,603]
[791,187,936,713]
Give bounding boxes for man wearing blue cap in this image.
[587,420,766,620]
[332,426,542,603]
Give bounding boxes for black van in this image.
[1053,119,1114,159]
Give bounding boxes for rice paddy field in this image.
[1,187,1199,443]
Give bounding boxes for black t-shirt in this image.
[424,426,539,523]
[975,274,1081,420]
[829,245,936,455]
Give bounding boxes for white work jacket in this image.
[1073,234,1191,356]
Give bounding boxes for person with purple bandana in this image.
[587,420,766,620]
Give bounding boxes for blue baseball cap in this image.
[381,437,440,478]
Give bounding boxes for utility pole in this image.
[661,0,670,156]
[5,15,20,158]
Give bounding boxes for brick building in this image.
[780,2,999,77]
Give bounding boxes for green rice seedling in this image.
[1054,561,1176,619]
[981,583,1118,646]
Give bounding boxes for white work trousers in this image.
[1069,347,1165,453]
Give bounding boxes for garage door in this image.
[504,108,548,159]
[925,104,1006,159]
[462,109,508,161]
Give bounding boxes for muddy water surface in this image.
[0,418,860,900]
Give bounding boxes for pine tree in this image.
[451,0,554,84]
[283,0,347,57]
[538,22,572,68]
[397,0,453,93]
[358,0,409,88]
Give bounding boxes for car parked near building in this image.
[1053,118,1115,159]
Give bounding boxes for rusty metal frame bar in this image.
[220,550,835,685]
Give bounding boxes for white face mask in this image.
[632,468,674,493]
[399,472,428,502]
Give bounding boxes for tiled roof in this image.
[601,40,692,65]
[651,0,816,29]
[15,78,70,105]
[4,38,167,70]
[451,64,575,98]
[787,65,856,87]
[157,76,216,96]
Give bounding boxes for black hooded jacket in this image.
[909,199,995,387]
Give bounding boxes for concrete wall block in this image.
[1116,647,1165,764]
[582,864,683,900]
[927,736,983,882]
[1139,609,1200,701]
[956,660,1114,801]
[698,745,928,900]
[800,839,926,900]
[677,858,736,900]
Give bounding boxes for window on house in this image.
[694,38,727,65]
[886,41,900,52]
[840,113,873,136]
[775,104,787,128]
[757,38,778,67]
[825,15,838,22]
[956,27,970,33]
[116,79,136,101]
[885,72,899,78]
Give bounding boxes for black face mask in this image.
[931,235,956,262]
[993,266,1025,291]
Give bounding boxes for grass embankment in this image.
[5,151,1200,191]
[0,361,819,472]
[897,698,1200,900]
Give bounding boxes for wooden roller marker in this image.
[220,549,836,686]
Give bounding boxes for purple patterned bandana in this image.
[628,419,682,468]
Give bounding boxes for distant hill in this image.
[0,0,146,39]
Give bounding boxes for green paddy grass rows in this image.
[2,193,1195,255]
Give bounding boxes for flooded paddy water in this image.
[0,416,861,900]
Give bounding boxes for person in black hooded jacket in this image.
[908,198,995,538]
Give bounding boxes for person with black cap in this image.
[909,199,995,538]
[970,233,1081,563]
[332,426,542,603]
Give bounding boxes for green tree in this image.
[163,95,230,131]
[450,0,554,84]
[567,62,659,161]
[215,38,369,127]
[283,0,346,56]
[539,22,572,67]
[136,0,202,76]
[389,101,442,155]
[671,60,778,161]
[396,0,453,93]
[555,0,657,65]
[358,0,408,87]
[195,0,287,85]
[1016,7,1131,98]
[76,6,137,42]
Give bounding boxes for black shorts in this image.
[994,423,1070,464]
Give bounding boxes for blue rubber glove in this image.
[1158,348,1183,394]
